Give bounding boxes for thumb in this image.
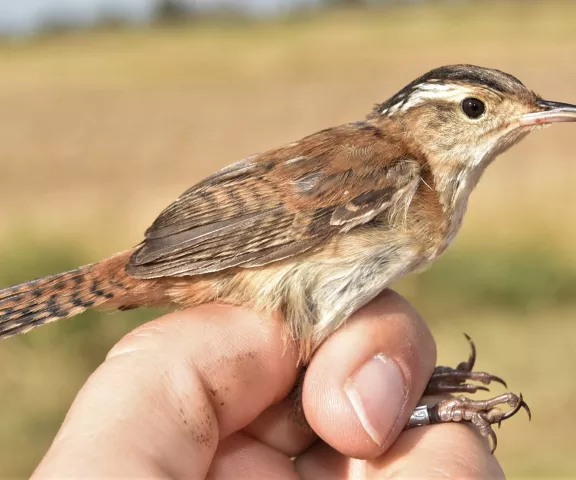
[302,290,437,459]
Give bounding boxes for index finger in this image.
[33,305,300,478]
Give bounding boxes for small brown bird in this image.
[2,64,575,447]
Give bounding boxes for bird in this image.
[2,64,574,448]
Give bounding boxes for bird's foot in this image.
[406,392,530,452]
[405,334,531,452]
[425,333,507,395]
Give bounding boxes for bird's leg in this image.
[289,365,308,428]
[407,393,530,452]
[405,334,531,452]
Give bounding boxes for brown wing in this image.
[127,123,421,279]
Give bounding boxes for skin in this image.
[33,290,504,479]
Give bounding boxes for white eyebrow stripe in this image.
[382,83,476,114]
[415,83,459,92]
[401,89,471,110]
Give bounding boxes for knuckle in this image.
[107,320,173,360]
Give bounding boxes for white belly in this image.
[306,236,420,348]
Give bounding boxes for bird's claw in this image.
[405,334,530,453]
[425,334,508,395]
[428,392,531,453]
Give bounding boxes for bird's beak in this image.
[520,99,576,126]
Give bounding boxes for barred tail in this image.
[0,251,135,339]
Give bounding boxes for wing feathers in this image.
[132,207,285,264]
[331,186,396,227]
[127,124,421,279]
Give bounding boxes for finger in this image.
[302,289,437,459]
[207,432,300,480]
[243,398,317,457]
[295,425,505,479]
[377,423,505,477]
[33,305,299,479]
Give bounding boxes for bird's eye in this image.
[461,98,485,119]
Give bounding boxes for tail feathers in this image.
[0,251,133,339]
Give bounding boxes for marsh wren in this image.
[3,64,575,448]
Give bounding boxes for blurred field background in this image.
[1,0,576,477]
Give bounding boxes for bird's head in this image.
[372,64,576,179]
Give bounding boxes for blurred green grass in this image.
[1,1,576,477]
[403,247,576,315]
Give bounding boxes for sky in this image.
[0,0,321,36]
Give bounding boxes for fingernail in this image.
[344,354,407,447]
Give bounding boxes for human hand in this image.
[33,290,504,478]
